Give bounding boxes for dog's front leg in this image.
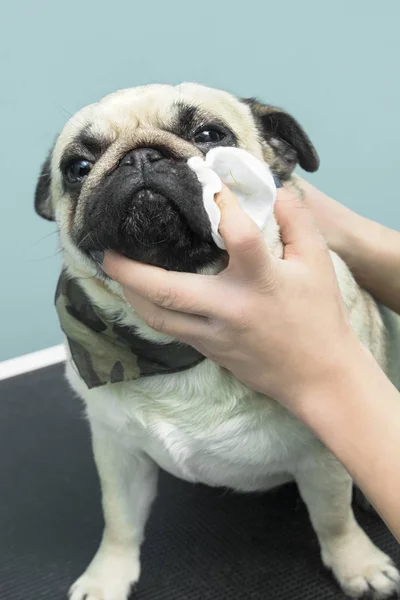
[69,419,158,600]
[295,449,399,599]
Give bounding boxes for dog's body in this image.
[35,84,400,600]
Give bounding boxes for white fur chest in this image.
[66,357,316,492]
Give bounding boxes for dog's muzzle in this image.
[74,146,223,272]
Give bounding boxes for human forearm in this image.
[296,343,400,541]
[343,218,400,314]
[296,176,400,314]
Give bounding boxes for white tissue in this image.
[188,147,277,249]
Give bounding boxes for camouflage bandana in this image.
[55,271,206,389]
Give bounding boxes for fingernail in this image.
[89,250,104,264]
[273,175,283,188]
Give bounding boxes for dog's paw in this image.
[322,527,400,598]
[69,546,140,600]
[339,563,400,599]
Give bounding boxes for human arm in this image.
[296,175,400,315]
[297,342,400,540]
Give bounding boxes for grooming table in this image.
[1,365,398,600]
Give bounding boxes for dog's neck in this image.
[55,271,206,389]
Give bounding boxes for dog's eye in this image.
[194,128,225,144]
[65,159,92,184]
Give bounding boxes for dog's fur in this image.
[35,84,400,600]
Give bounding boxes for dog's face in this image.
[35,83,319,272]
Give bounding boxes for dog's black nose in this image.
[120,148,164,168]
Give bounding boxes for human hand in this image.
[294,175,360,259]
[103,187,360,412]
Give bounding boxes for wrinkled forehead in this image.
[54,83,258,161]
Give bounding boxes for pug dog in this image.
[35,83,400,600]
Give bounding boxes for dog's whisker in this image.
[56,104,87,130]
[33,229,60,244]
[130,231,172,248]
[26,249,63,262]
[76,230,96,250]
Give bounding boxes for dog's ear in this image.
[34,150,55,221]
[243,98,319,174]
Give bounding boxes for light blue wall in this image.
[1,0,399,361]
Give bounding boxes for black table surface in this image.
[1,364,398,600]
